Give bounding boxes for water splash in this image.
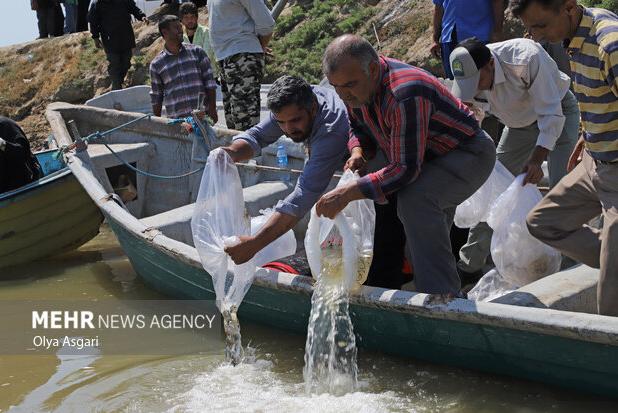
[221,306,243,365]
[303,249,359,395]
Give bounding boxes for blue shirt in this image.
[234,86,350,218]
[433,0,495,43]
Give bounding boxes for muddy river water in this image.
[1,227,616,412]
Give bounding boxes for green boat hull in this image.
[0,169,103,271]
[109,219,618,398]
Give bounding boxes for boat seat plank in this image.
[492,264,599,313]
[139,180,293,244]
[87,142,155,169]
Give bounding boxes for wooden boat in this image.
[0,148,103,271]
[47,103,618,398]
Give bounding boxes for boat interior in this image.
[50,104,601,316]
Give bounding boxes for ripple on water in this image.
[170,358,412,413]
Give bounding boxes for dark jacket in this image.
[88,0,146,53]
[0,117,43,194]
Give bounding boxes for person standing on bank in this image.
[88,0,149,90]
[179,2,220,80]
[510,0,618,316]
[0,117,43,194]
[316,35,496,296]
[449,37,580,279]
[223,75,350,265]
[32,0,65,39]
[431,0,506,79]
[150,15,217,122]
[208,0,275,131]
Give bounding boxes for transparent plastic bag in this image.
[304,170,375,291]
[455,160,513,228]
[191,148,256,312]
[251,208,297,267]
[467,269,518,302]
[487,175,561,286]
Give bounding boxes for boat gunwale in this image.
[0,168,72,203]
[46,103,618,348]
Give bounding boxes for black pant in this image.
[366,196,409,289]
[76,0,90,32]
[105,49,132,90]
[36,1,64,38]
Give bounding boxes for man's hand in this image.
[522,146,550,185]
[430,41,441,59]
[224,236,258,265]
[522,161,544,185]
[567,136,586,172]
[315,183,365,219]
[93,38,103,49]
[344,147,367,173]
[263,46,274,60]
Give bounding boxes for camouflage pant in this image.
[219,52,265,131]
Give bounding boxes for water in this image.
[1,226,617,412]
[304,249,360,394]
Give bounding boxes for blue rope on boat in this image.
[96,136,205,180]
[59,113,207,180]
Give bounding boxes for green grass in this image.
[266,0,375,84]
[579,0,618,13]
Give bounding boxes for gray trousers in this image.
[395,133,496,294]
[458,90,580,273]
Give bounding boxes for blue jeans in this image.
[63,4,77,34]
[440,41,458,79]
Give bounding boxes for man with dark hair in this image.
[150,15,217,121]
[430,0,505,79]
[449,37,579,278]
[208,0,275,131]
[223,75,350,265]
[179,2,219,78]
[0,117,43,194]
[511,0,618,316]
[317,35,496,296]
[88,0,148,90]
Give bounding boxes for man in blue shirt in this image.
[223,75,349,265]
[431,0,506,79]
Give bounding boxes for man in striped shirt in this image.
[316,35,496,296]
[150,15,217,122]
[513,0,618,316]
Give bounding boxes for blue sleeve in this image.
[275,130,348,218]
[232,112,284,155]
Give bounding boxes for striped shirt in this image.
[567,7,618,162]
[149,44,217,119]
[348,56,482,203]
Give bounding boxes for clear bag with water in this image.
[304,170,376,291]
[251,208,297,267]
[467,269,518,302]
[191,148,256,313]
[455,160,513,228]
[487,175,561,286]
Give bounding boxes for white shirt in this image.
[473,38,572,150]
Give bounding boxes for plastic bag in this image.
[191,148,256,312]
[455,160,513,228]
[467,269,518,302]
[304,170,376,291]
[487,175,561,286]
[251,208,297,267]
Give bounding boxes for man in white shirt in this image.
[449,37,580,278]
